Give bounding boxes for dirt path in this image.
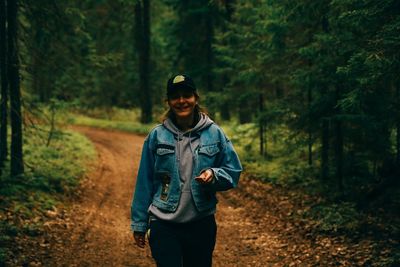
[12,127,381,266]
[30,127,154,267]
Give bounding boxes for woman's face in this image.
[168,90,197,119]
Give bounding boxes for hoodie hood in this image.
[163,112,213,137]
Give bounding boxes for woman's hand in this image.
[133,231,146,248]
[195,169,214,184]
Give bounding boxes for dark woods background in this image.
[0,0,399,257]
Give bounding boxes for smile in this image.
[175,106,190,111]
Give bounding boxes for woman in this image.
[131,74,242,267]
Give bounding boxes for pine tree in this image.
[135,0,152,123]
[0,0,8,173]
[8,0,23,176]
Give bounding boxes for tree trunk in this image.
[334,119,343,191]
[205,6,213,92]
[397,83,399,166]
[334,87,343,192]
[259,93,266,157]
[31,27,49,102]
[238,100,252,123]
[220,99,231,120]
[218,1,235,121]
[225,0,235,19]
[321,118,329,180]
[8,0,23,176]
[0,0,8,172]
[135,0,152,124]
[307,85,312,166]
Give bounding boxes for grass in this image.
[0,125,96,264]
[67,107,157,135]
[71,114,155,135]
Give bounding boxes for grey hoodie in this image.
[148,113,216,223]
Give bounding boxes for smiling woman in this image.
[166,75,199,131]
[160,74,206,131]
[130,74,242,267]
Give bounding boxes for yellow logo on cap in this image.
[173,75,185,84]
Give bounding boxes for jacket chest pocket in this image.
[198,143,220,168]
[154,144,175,170]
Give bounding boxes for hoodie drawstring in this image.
[177,132,182,162]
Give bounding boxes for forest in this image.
[1,0,399,266]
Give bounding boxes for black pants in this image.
[148,215,217,267]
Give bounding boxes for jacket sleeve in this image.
[130,137,154,233]
[208,136,242,192]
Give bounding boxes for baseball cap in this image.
[167,74,197,98]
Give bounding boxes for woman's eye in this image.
[170,93,193,100]
[182,93,193,98]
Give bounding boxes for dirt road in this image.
[12,127,379,266]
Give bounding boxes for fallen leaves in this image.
[216,175,399,267]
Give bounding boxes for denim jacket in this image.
[130,123,242,232]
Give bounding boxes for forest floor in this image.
[8,127,396,267]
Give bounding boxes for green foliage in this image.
[0,126,95,198]
[0,245,7,265]
[307,202,361,233]
[159,0,221,91]
[0,125,96,262]
[222,122,259,159]
[72,107,142,121]
[214,0,400,210]
[20,0,142,108]
[381,249,400,267]
[222,120,318,186]
[69,108,157,135]
[9,0,399,263]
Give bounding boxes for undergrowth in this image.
[222,121,399,239]
[0,126,95,264]
[68,107,156,135]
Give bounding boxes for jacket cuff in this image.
[131,221,148,233]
